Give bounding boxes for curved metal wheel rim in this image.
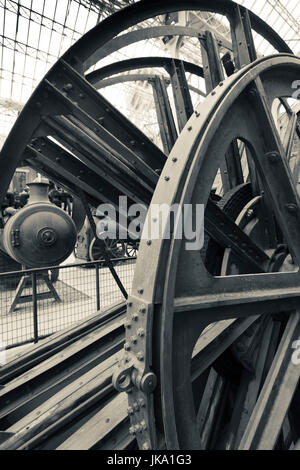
[0,0,293,204]
[68,0,292,72]
[126,242,139,258]
[127,55,300,450]
[89,237,126,261]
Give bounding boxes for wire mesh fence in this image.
[0,257,135,349]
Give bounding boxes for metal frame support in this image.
[200,30,225,94]
[230,4,257,69]
[150,76,178,154]
[166,59,194,132]
[200,30,243,191]
[78,188,128,300]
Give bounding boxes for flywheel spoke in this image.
[124,55,300,450]
[249,77,300,264]
[174,273,300,320]
[206,199,269,273]
[239,311,300,450]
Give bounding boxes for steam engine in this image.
[0,180,77,274]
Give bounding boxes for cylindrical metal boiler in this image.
[1,181,77,268]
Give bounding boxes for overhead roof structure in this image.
[0,0,299,147]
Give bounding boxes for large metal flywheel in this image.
[114,55,300,450]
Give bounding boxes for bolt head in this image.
[266,151,280,163]
[285,203,297,214]
[137,352,144,361]
[141,372,157,393]
[130,335,137,344]
[135,424,142,433]
[133,402,140,412]
[140,420,147,431]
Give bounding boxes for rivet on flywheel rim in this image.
[133,401,140,411]
[124,342,131,351]
[130,335,137,344]
[137,352,144,361]
[140,420,147,431]
[164,176,170,181]
[138,288,144,294]
[172,157,177,162]
[147,240,152,246]
[138,398,146,407]
[135,424,142,433]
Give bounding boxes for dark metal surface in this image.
[122,54,300,449]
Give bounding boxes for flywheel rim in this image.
[125,55,300,450]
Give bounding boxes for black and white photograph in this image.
[0,0,300,456]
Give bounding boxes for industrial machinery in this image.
[0,180,77,310]
[1,180,77,269]
[75,215,127,262]
[1,0,300,451]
